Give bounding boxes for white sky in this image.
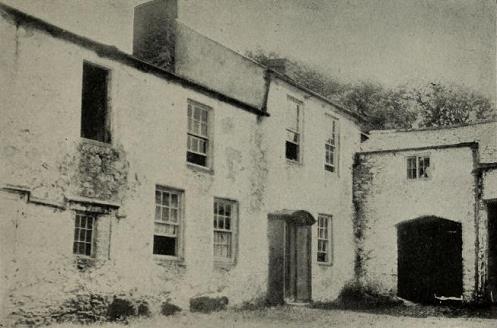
[3,0,496,100]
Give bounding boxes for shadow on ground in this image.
[311,289,497,319]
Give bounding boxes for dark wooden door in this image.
[397,217,462,303]
[285,223,311,303]
[488,203,497,302]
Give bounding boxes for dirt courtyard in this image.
[51,305,497,328]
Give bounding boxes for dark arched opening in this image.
[397,216,462,304]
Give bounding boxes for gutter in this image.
[357,141,478,156]
[0,2,268,117]
[265,69,366,125]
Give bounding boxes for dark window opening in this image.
[324,164,335,172]
[153,235,177,256]
[81,62,110,143]
[317,252,327,263]
[286,141,299,161]
[187,150,207,166]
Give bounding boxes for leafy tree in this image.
[246,48,496,130]
[245,49,347,100]
[413,82,496,128]
[340,82,416,130]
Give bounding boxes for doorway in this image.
[488,202,497,302]
[397,216,462,304]
[267,210,315,305]
[284,222,312,303]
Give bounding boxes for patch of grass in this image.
[312,281,401,310]
[311,282,497,319]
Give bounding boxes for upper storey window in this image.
[407,155,431,179]
[187,100,211,167]
[81,62,111,143]
[324,116,339,173]
[286,97,302,162]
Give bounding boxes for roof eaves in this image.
[266,69,367,125]
[357,141,478,156]
[0,2,268,117]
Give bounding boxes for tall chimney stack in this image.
[133,0,178,72]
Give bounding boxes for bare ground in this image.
[51,305,497,328]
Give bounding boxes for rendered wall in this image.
[261,78,363,302]
[0,16,263,325]
[0,13,362,325]
[353,146,478,300]
[175,22,267,109]
[365,121,497,163]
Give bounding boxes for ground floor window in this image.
[154,186,182,257]
[317,214,332,264]
[73,212,96,257]
[213,198,238,263]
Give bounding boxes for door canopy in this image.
[268,210,316,226]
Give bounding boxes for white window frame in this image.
[317,214,333,265]
[154,186,183,259]
[213,198,238,266]
[285,96,303,163]
[73,211,96,258]
[187,100,211,168]
[324,115,339,173]
[406,154,431,180]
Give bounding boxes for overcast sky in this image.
[4,0,496,100]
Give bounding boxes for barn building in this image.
[0,1,496,325]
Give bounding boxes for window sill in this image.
[80,137,113,147]
[214,259,236,270]
[74,255,96,270]
[317,261,333,267]
[286,159,303,167]
[153,254,186,266]
[407,177,432,182]
[186,162,214,175]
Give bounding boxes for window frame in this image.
[80,61,112,144]
[406,154,431,180]
[324,114,339,173]
[153,185,184,260]
[73,211,97,258]
[213,197,239,267]
[186,99,213,169]
[317,214,333,265]
[285,96,303,163]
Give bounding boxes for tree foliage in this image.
[245,48,496,130]
[340,82,417,130]
[412,83,496,128]
[245,49,346,100]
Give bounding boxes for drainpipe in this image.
[259,69,272,118]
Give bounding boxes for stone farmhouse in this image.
[0,0,496,325]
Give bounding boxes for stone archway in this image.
[397,216,462,303]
